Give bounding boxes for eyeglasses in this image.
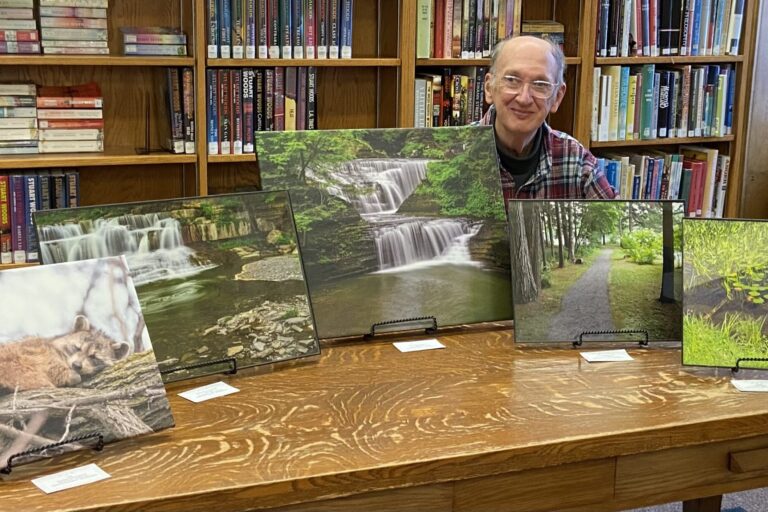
[497,75,559,99]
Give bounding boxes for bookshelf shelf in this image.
[208,154,257,163]
[417,57,582,66]
[594,55,745,66]
[0,55,196,67]
[206,58,401,68]
[590,135,736,149]
[0,148,196,170]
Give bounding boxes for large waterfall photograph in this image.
[256,126,513,339]
[33,191,320,381]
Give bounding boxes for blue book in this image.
[292,0,304,58]
[654,157,664,200]
[219,0,231,58]
[724,65,736,134]
[598,0,610,56]
[207,69,219,155]
[279,0,292,58]
[65,171,79,208]
[641,0,650,56]
[618,66,630,140]
[607,160,619,190]
[339,0,353,58]
[690,0,701,56]
[632,174,641,199]
[644,158,654,199]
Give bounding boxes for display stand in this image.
[572,329,650,348]
[363,316,438,340]
[160,357,238,378]
[1,432,104,475]
[731,358,768,373]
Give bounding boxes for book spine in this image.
[40,27,107,40]
[124,44,187,56]
[329,0,339,58]
[307,66,317,129]
[279,0,292,58]
[0,117,36,127]
[182,68,195,154]
[208,0,219,57]
[219,0,231,58]
[122,33,187,44]
[245,0,256,58]
[37,96,102,108]
[37,108,102,119]
[417,0,431,58]
[38,139,103,152]
[232,0,244,58]
[231,68,243,154]
[0,29,38,41]
[292,0,304,58]
[219,69,231,153]
[297,67,307,130]
[306,0,316,58]
[207,69,219,154]
[0,128,36,140]
[0,175,10,264]
[274,67,285,130]
[65,171,79,207]
[9,175,26,263]
[264,68,275,131]
[256,0,267,58]
[255,68,264,132]
[242,68,255,152]
[285,67,297,130]
[317,0,328,58]
[39,6,105,16]
[40,0,108,7]
[39,128,103,140]
[451,0,461,57]
[724,64,735,134]
[728,0,744,54]
[0,97,35,109]
[22,174,38,262]
[40,16,106,28]
[0,106,36,117]
[37,118,102,129]
[618,65,629,140]
[268,0,280,58]
[657,70,669,137]
[0,19,35,29]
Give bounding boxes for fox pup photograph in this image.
[0,257,174,472]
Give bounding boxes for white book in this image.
[0,83,35,95]
[0,127,36,140]
[39,139,103,152]
[39,128,103,141]
[0,117,35,128]
[40,0,108,7]
[37,108,103,119]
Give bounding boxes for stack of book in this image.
[0,169,80,264]
[521,20,565,50]
[121,27,188,56]
[36,82,104,153]
[0,82,38,155]
[166,67,195,154]
[0,0,40,54]
[415,67,487,127]
[39,0,109,55]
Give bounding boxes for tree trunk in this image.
[556,203,565,269]
[546,203,555,259]
[509,202,539,303]
[659,202,676,303]
[566,203,576,262]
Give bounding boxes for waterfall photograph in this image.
[33,191,319,381]
[256,126,513,339]
[0,257,174,471]
[509,200,684,343]
[683,218,768,369]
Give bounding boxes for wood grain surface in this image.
[1,329,767,512]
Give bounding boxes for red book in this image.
[0,30,38,41]
[434,0,445,58]
[38,118,104,129]
[37,82,103,108]
[649,0,657,55]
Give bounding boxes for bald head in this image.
[489,35,566,85]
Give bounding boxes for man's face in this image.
[484,38,566,147]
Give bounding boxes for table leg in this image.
[682,495,723,512]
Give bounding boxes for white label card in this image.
[580,349,634,363]
[393,339,445,353]
[732,380,768,393]
[178,381,239,403]
[32,464,110,494]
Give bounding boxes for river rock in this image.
[235,254,303,281]
[252,341,266,351]
[227,346,244,357]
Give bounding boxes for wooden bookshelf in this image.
[590,135,736,149]
[0,56,195,67]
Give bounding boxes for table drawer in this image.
[616,434,768,502]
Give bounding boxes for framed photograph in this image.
[683,218,768,369]
[34,191,319,382]
[509,200,684,343]
[0,257,174,471]
[256,126,513,339]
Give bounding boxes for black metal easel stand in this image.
[160,357,238,378]
[731,358,768,373]
[1,432,104,475]
[364,316,438,340]
[572,329,650,348]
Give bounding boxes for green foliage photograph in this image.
[509,200,683,343]
[683,219,768,369]
[34,191,319,382]
[256,126,512,339]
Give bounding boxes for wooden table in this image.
[2,329,768,512]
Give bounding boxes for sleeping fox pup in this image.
[0,315,131,394]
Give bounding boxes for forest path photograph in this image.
[548,248,617,340]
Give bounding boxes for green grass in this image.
[608,255,681,339]
[515,249,602,340]
[683,313,768,369]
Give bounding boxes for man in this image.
[481,35,616,202]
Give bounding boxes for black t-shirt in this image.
[495,126,543,189]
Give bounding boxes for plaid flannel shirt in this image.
[479,106,617,204]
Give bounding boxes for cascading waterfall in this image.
[309,158,484,271]
[38,213,216,285]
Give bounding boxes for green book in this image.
[640,64,656,140]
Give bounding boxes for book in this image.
[0,106,36,117]
[38,139,104,152]
[39,0,108,6]
[232,0,244,58]
[166,68,184,153]
[37,108,103,119]
[207,69,219,154]
[339,0,353,58]
[39,6,106,17]
[39,129,103,141]
[40,17,107,29]
[264,68,275,131]
[40,28,107,40]
[120,27,187,44]
[0,117,36,128]
[37,82,102,109]
[43,47,109,54]
[232,68,243,154]
[219,69,231,154]
[0,29,38,41]
[207,0,218,58]
[242,68,254,152]
[182,68,195,155]
[307,66,317,129]
[123,44,187,56]
[0,83,35,95]
[41,39,108,47]
[38,118,102,129]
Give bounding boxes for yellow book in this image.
[604,65,622,141]
[626,74,637,140]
